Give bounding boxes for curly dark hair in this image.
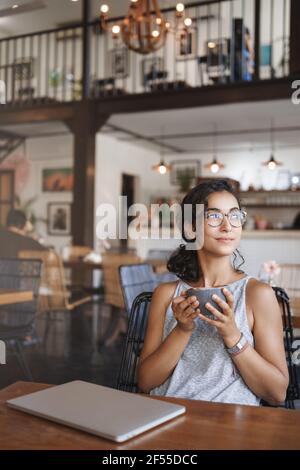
[167,179,245,282]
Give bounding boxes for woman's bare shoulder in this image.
[152,281,180,308]
[247,278,274,296]
[246,278,278,313]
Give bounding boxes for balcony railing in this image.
[0,0,291,107]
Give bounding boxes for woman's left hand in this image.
[198,288,241,348]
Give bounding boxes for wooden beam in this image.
[0,103,74,126]
[290,0,300,76]
[82,0,91,99]
[70,101,109,247]
[94,78,295,116]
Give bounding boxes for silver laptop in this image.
[7,381,185,443]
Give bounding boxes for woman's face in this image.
[201,191,243,257]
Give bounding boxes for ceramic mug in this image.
[186,286,228,319]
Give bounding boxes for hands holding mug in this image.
[171,288,241,347]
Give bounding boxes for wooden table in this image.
[0,289,33,306]
[1,381,299,450]
[63,258,167,273]
[291,298,300,329]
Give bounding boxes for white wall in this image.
[19,134,73,253]
[94,132,300,265]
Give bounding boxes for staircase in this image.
[0,131,25,164]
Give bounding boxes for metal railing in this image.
[0,0,291,106]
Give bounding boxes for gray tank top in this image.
[150,275,261,406]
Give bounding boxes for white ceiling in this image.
[1,99,298,155]
[105,99,300,154]
[0,0,186,36]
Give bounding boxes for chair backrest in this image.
[119,264,157,315]
[117,291,153,393]
[273,286,299,409]
[147,249,173,261]
[0,257,41,329]
[102,252,141,309]
[19,250,69,312]
[274,264,300,299]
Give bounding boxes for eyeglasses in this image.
[205,209,247,228]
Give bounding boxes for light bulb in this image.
[184,17,192,27]
[156,18,162,25]
[176,3,185,13]
[292,176,299,184]
[208,41,216,49]
[112,24,120,35]
[165,22,170,29]
[211,163,220,174]
[100,4,109,14]
[159,164,167,175]
[152,30,160,38]
[268,161,276,170]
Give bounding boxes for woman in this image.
[138,180,288,406]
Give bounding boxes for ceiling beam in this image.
[95,78,296,116]
[118,126,300,143]
[105,123,183,153]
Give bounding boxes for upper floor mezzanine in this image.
[0,0,299,122]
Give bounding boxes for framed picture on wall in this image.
[169,160,202,188]
[48,202,71,236]
[176,28,197,60]
[42,168,73,192]
[109,48,129,79]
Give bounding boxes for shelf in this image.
[245,205,300,208]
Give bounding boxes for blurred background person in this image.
[0,209,48,258]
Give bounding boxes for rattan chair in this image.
[0,257,42,380]
[117,291,153,393]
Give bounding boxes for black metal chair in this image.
[117,291,153,393]
[0,258,42,381]
[272,286,300,409]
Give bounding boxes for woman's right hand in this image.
[171,291,200,333]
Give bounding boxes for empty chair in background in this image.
[0,258,42,381]
[18,250,92,352]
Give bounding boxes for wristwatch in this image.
[226,333,249,356]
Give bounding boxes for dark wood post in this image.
[82,0,91,99]
[254,0,261,81]
[68,102,109,247]
[290,0,300,76]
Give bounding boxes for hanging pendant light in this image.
[100,1,168,55]
[262,121,282,170]
[205,126,225,174]
[100,1,193,55]
[205,157,225,174]
[152,127,172,175]
[152,159,172,175]
[262,154,282,170]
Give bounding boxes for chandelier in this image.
[100,1,192,55]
